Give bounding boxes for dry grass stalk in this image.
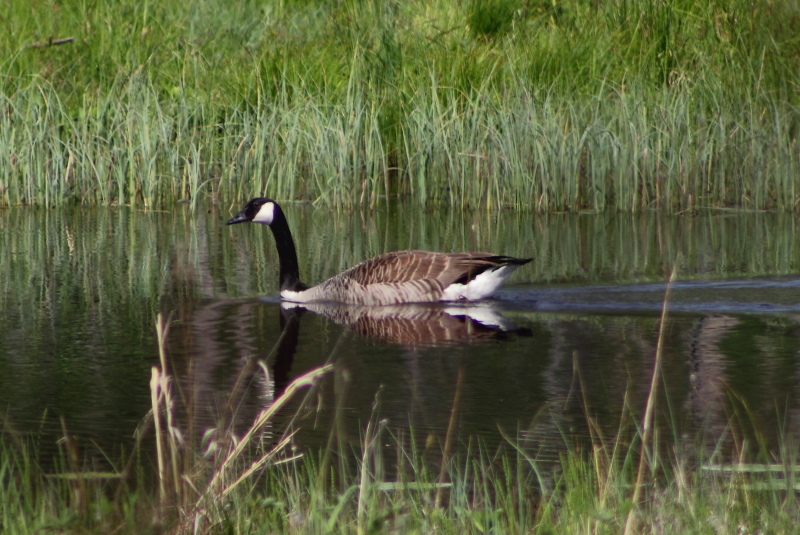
[623,260,679,535]
[436,366,464,509]
[148,311,333,531]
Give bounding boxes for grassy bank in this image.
[13,440,798,534]
[1,0,799,211]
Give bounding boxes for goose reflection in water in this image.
[173,301,529,449]
[267,301,531,404]
[283,301,531,347]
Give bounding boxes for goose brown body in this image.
[226,198,531,305]
[288,250,529,305]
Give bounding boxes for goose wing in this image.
[284,250,531,305]
[341,250,516,287]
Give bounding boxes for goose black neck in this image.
[268,205,308,292]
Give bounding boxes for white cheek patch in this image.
[252,202,274,224]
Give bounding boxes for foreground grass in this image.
[1,0,799,210]
[4,411,800,534]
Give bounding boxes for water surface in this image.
[1,205,799,468]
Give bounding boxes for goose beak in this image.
[226,210,249,225]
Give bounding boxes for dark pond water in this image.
[1,204,800,470]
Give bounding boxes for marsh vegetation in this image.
[5,381,800,534]
[3,0,800,530]
[2,0,799,210]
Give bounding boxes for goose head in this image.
[226,197,278,226]
[226,198,308,293]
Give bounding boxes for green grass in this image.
[1,0,799,210]
[3,357,800,534]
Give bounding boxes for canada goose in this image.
[226,198,532,305]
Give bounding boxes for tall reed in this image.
[1,0,798,211]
